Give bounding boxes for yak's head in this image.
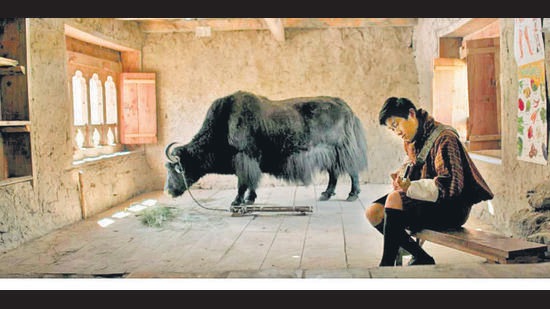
[164,142,200,198]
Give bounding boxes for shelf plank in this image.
[0,175,33,187]
[0,120,30,126]
[0,65,25,76]
[0,56,19,67]
[0,126,30,133]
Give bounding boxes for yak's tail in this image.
[281,113,368,185]
[336,114,368,174]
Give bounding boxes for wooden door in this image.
[465,37,500,151]
[119,72,157,144]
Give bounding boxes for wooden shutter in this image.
[464,38,501,151]
[119,72,157,144]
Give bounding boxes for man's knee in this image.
[365,203,384,225]
[385,191,404,210]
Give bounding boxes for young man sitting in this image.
[366,97,494,267]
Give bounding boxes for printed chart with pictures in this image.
[515,18,548,165]
[517,63,548,164]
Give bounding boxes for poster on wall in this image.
[515,18,548,165]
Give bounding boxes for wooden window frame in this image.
[435,19,502,159]
[65,25,157,163]
[66,36,124,161]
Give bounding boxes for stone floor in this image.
[1,183,549,290]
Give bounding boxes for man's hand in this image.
[397,177,411,192]
[390,171,400,190]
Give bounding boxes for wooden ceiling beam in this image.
[130,18,417,33]
[263,18,285,42]
[136,18,267,33]
[117,18,184,21]
[283,18,417,28]
[441,18,499,38]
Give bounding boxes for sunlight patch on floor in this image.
[96,198,159,228]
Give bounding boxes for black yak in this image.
[164,91,368,208]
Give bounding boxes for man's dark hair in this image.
[378,97,417,126]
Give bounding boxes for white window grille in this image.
[72,70,88,126]
[105,76,118,125]
[89,73,104,125]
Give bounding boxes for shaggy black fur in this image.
[165,91,368,206]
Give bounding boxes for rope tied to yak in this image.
[167,143,313,216]
[173,156,229,213]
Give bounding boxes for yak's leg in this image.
[232,182,247,206]
[346,172,361,201]
[319,169,338,201]
[233,152,262,206]
[245,188,257,205]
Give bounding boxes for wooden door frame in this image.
[436,18,502,155]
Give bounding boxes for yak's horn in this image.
[164,142,180,163]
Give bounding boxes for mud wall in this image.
[142,26,419,192]
[493,19,550,235]
[413,18,550,237]
[7,17,543,252]
[0,18,153,252]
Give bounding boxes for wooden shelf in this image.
[0,126,30,133]
[0,18,33,183]
[0,56,18,67]
[0,65,25,76]
[0,121,32,133]
[0,120,30,126]
[0,175,32,187]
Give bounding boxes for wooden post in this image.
[78,170,87,219]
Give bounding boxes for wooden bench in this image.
[411,227,548,264]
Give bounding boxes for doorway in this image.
[433,19,501,158]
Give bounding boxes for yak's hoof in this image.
[346,193,359,202]
[230,205,245,216]
[319,191,335,201]
[231,199,243,206]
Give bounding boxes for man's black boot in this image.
[407,255,435,266]
[374,222,384,235]
[375,215,435,266]
[378,209,436,267]
[401,235,435,266]
[374,221,408,266]
[379,208,408,266]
